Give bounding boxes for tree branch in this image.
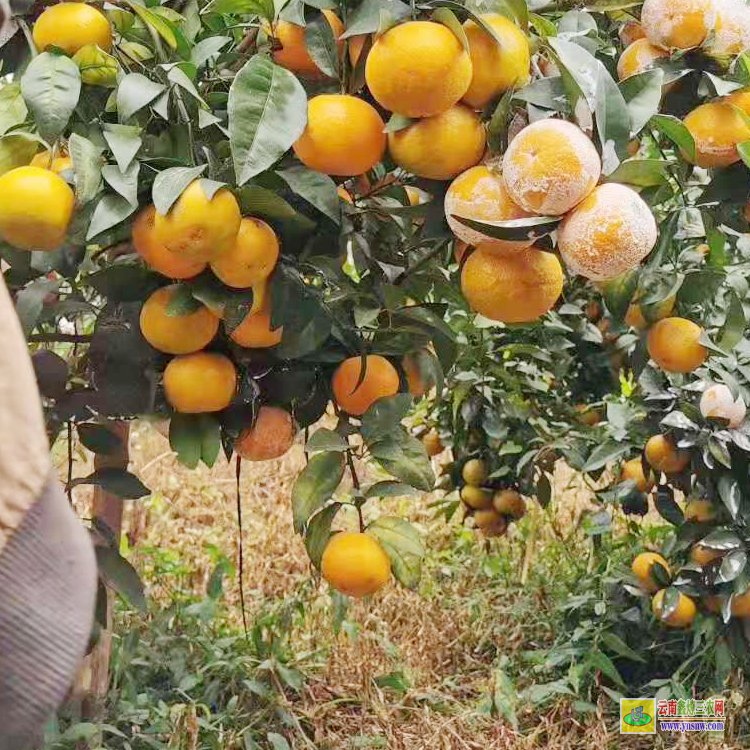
[28,333,92,343]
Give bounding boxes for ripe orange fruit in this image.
[683,102,750,168]
[632,552,670,592]
[730,589,750,616]
[710,0,750,55]
[132,206,206,280]
[0,166,75,251]
[337,186,354,204]
[641,0,717,49]
[388,105,486,181]
[461,244,563,323]
[444,165,533,250]
[164,352,237,413]
[461,14,530,109]
[652,589,697,628]
[347,33,369,67]
[617,38,669,80]
[492,489,525,520]
[502,118,601,215]
[30,150,74,175]
[558,184,657,281]
[269,10,344,78]
[229,304,283,348]
[402,352,430,398]
[365,21,473,117]
[700,383,746,428]
[332,354,400,415]
[321,531,391,597]
[690,544,724,566]
[236,405,296,461]
[462,458,488,486]
[574,404,603,426]
[33,2,112,54]
[647,317,707,373]
[154,180,241,262]
[474,508,508,537]
[620,457,654,492]
[293,95,386,176]
[645,434,690,474]
[684,499,717,523]
[624,294,675,330]
[723,89,750,117]
[422,429,444,457]
[461,485,493,509]
[620,20,647,46]
[139,286,219,354]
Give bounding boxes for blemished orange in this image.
[617,38,669,80]
[422,430,444,457]
[574,404,603,426]
[132,206,206,280]
[460,244,563,323]
[332,355,400,415]
[388,105,486,181]
[164,352,237,413]
[236,406,295,461]
[0,166,75,251]
[474,508,508,537]
[461,14,530,109]
[293,95,386,176]
[558,184,657,281]
[461,485,493,510]
[154,180,241,262]
[647,317,708,373]
[33,2,112,55]
[684,499,717,522]
[632,552,670,592]
[645,434,690,474]
[321,531,391,597]
[625,294,675,330]
[652,589,697,628]
[139,286,219,354]
[730,589,750,616]
[229,304,283,348]
[620,457,654,492]
[365,21,473,117]
[620,20,647,46]
[710,0,750,56]
[492,489,525,519]
[462,458,488,486]
[683,102,750,168]
[690,544,724,566]
[30,150,74,175]
[502,118,601,215]
[269,10,344,78]
[641,0,717,49]
[444,165,533,250]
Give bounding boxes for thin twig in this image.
[28,333,91,343]
[236,456,249,640]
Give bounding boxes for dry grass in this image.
[59,422,744,750]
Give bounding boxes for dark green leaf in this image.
[449,214,560,240]
[369,429,435,491]
[305,12,340,79]
[367,516,424,589]
[602,269,638,322]
[619,69,663,135]
[276,164,340,224]
[717,290,745,351]
[364,480,420,499]
[651,114,696,161]
[68,133,103,205]
[361,393,412,445]
[116,73,165,121]
[170,413,202,469]
[303,502,340,568]
[339,0,410,38]
[152,165,207,215]
[86,193,136,240]
[77,423,123,454]
[305,428,349,452]
[95,547,147,612]
[604,159,669,187]
[291,451,345,533]
[72,467,150,499]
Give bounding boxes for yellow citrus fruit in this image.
[461,485,493,510]
[139,286,220,354]
[502,118,601,215]
[388,105,486,181]
[723,90,750,118]
[332,354,400,416]
[617,38,669,80]
[348,33,369,67]
[33,2,112,55]
[321,531,391,597]
[154,180,241,262]
[574,404,603,426]
[620,457,654,492]
[422,430,444,457]
[474,508,508,537]
[164,352,237,413]
[30,150,74,175]
[647,317,707,373]
[337,186,354,204]
[365,21,473,117]
[132,206,206,280]
[641,0,717,49]
[229,304,283,348]
[625,294,676,330]
[444,165,533,250]
[0,166,75,251]
[461,244,563,323]
[269,10,344,78]
[700,383,746,428]
[462,458,488,486]
[402,352,430,397]
[620,20,647,46]
[710,0,750,55]
[731,589,750,616]
[683,102,750,168]
[405,186,427,206]
[684,499,717,523]
[558,184,657,281]
[461,14,530,109]
[293,94,386,176]
[690,544,724,566]
[632,552,670,592]
[645,434,690,474]
[652,589,697,628]
[236,405,295,461]
[492,489,525,520]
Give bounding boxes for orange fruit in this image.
[332,354,400,416]
[229,304,283,348]
[460,244,563,323]
[502,118,601,215]
[462,458,488,486]
[365,21,473,117]
[444,165,533,250]
[647,317,707,373]
[236,405,295,461]
[0,166,75,252]
[132,206,206,280]
[710,0,750,55]
[347,33,369,66]
[461,14,530,109]
[337,186,354,204]
[30,150,74,175]
[492,489,525,520]
[139,285,219,354]
[641,0,717,49]
[388,105,486,181]
[624,294,675,330]
[574,404,603,426]
[164,353,236,413]
[632,552,670,592]
[422,429,444,457]
[620,457,654,492]
[461,485,493,510]
[620,20,647,46]
[269,10,344,78]
[730,589,750,616]
[474,508,508,537]
[293,94,386,176]
[617,38,669,80]
[684,499,717,522]
[700,383,746,428]
[683,102,750,168]
[652,589,697,628]
[645,434,690,474]
[402,351,431,398]
[690,544,724,566]
[321,531,391,597]
[154,180,241,262]
[33,2,112,54]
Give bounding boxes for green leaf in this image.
[303,502,340,568]
[191,36,233,68]
[102,162,139,207]
[95,547,147,612]
[122,0,177,49]
[487,87,515,153]
[0,134,39,177]
[361,394,412,445]
[15,278,59,334]
[85,264,162,302]
[585,649,627,690]
[72,45,119,87]
[291,451,345,533]
[651,114,696,161]
[276,164,340,224]
[167,65,207,108]
[547,37,596,111]
[77,423,123,454]
[169,413,202,469]
[102,123,142,173]
[20,52,81,142]
[369,429,435,491]
[718,475,741,520]
[236,185,316,237]
[267,733,290,750]
[431,8,469,51]
[718,290,746,351]
[581,441,631,472]
[304,12,340,79]
[600,632,646,663]
[602,269,638,322]
[152,165,207,215]
[116,73,166,121]
[72,467,150,499]
[513,77,568,112]
[199,414,222,468]
[305,428,349,452]
[384,112,413,133]
[654,485,684,526]
[228,55,307,186]
[604,158,669,187]
[0,83,28,137]
[619,69,663,135]
[364,480,420,499]
[367,516,424,589]
[449,214,561,240]
[68,133,103,205]
[340,0,410,38]
[86,193,136,240]
[203,0,273,19]
[594,60,631,171]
